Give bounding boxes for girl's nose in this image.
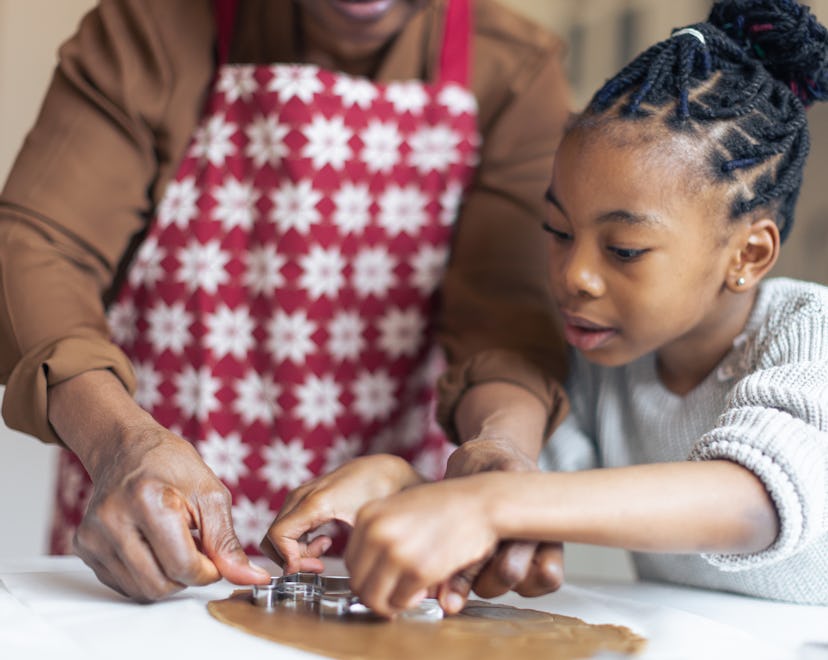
[562,248,604,299]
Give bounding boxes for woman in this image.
[0,0,569,602]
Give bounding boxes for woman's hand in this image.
[345,474,501,617]
[260,454,425,574]
[49,371,270,601]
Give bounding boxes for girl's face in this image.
[545,125,750,372]
[295,0,423,54]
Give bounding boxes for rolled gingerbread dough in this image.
[208,590,646,659]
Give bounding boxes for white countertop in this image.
[1,556,825,660]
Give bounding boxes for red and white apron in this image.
[51,0,480,555]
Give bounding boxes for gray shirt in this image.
[541,278,828,605]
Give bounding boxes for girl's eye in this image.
[608,246,648,262]
[541,222,572,242]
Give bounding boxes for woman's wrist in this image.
[453,382,548,457]
[48,369,156,478]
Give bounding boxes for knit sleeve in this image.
[690,297,828,571]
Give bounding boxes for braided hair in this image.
[580,0,828,242]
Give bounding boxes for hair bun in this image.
[708,0,828,105]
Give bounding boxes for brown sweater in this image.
[0,0,570,445]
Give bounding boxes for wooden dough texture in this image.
[208,590,646,659]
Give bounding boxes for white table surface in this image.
[1,556,825,660]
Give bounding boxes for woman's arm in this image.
[0,0,214,443]
[345,459,778,616]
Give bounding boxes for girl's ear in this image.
[726,217,780,293]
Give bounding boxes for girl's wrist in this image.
[472,471,527,540]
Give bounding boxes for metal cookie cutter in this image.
[250,572,443,622]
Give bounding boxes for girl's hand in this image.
[344,474,500,617]
[443,437,564,607]
[260,455,425,574]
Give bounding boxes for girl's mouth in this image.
[560,312,618,352]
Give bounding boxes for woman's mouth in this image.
[329,0,396,22]
[560,312,618,352]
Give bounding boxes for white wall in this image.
[0,0,96,557]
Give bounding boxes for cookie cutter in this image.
[250,572,443,621]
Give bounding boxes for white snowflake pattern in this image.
[332,182,372,234]
[406,347,446,393]
[174,365,221,422]
[295,374,344,429]
[147,301,192,354]
[412,444,453,481]
[267,64,323,104]
[133,361,163,411]
[198,431,251,487]
[408,125,461,174]
[212,178,259,231]
[127,236,166,289]
[323,436,362,474]
[353,248,397,297]
[176,240,231,294]
[269,179,322,234]
[191,114,237,166]
[378,185,428,236]
[301,115,354,169]
[232,496,274,548]
[299,246,345,299]
[327,312,366,361]
[396,404,429,449]
[333,76,379,108]
[233,370,282,426]
[243,245,286,296]
[439,181,464,226]
[386,81,429,114]
[378,307,426,359]
[205,304,255,359]
[352,370,396,423]
[157,177,200,229]
[306,520,340,542]
[266,310,317,364]
[108,300,138,346]
[245,115,290,168]
[438,83,478,115]
[217,65,258,102]
[359,120,402,173]
[261,439,315,491]
[411,244,449,295]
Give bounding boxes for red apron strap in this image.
[438,0,473,86]
[213,0,240,65]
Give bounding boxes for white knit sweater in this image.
[540,278,828,605]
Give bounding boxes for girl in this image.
[264,0,828,615]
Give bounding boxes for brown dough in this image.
[208,590,646,659]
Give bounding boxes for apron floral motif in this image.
[51,0,480,555]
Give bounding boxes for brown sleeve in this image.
[0,0,215,444]
[436,26,572,444]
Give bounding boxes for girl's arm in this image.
[345,459,778,616]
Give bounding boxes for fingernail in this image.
[445,592,464,614]
[320,538,332,553]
